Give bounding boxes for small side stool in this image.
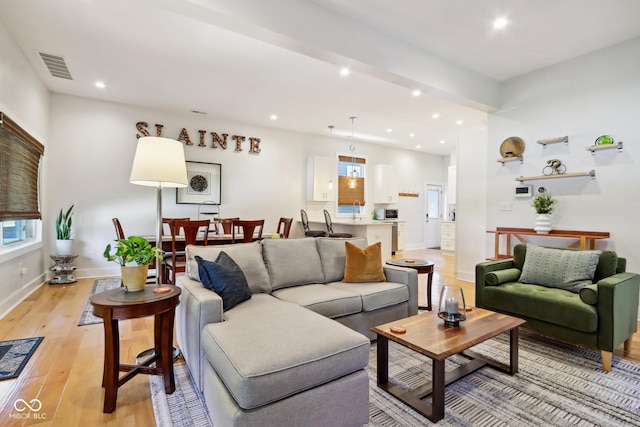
[49,254,78,284]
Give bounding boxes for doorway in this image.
[424,184,443,248]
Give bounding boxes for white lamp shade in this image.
[130,137,188,187]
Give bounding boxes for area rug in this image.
[77,278,121,326]
[0,337,44,381]
[150,332,640,426]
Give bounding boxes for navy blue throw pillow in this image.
[195,253,251,311]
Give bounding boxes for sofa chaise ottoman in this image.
[176,236,418,426]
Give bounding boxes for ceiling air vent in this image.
[38,52,73,80]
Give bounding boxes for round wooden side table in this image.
[386,259,435,311]
[90,285,181,413]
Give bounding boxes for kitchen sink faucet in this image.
[352,200,361,220]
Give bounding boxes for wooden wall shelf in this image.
[537,136,569,147]
[586,141,623,154]
[516,170,595,182]
[497,156,523,165]
[398,192,419,198]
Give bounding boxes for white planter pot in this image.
[55,239,74,255]
[534,214,552,234]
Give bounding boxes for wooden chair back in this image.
[165,219,210,284]
[112,218,125,240]
[232,219,264,243]
[162,217,189,236]
[276,217,293,238]
[215,217,240,234]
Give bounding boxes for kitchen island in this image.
[309,220,393,261]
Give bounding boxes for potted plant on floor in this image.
[531,192,556,234]
[103,235,162,292]
[55,204,75,255]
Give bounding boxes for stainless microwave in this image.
[384,209,398,220]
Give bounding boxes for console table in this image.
[488,227,610,260]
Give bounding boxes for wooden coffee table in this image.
[371,308,525,422]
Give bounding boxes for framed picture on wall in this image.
[176,161,221,205]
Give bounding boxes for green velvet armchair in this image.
[476,244,640,372]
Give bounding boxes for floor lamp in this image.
[130,136,187,361]
[130,136,188,286]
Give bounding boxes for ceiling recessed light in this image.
[415,145,421,149]
[493,17,508,29]
[386,128,393,133]
[339,68,350,76]
[270,114,278,120]
[432,113,440,119]
[412,90,421,97]
[409,133,415,138]
[456,120,463,125]
[440,140,446,144]
[95,81,106,89]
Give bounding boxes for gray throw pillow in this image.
[196,253,252,311]
[519,244,601,293]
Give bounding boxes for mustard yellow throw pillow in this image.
[343,241,387,283]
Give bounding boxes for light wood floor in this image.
[0,249,637,426]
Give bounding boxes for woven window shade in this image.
[0,113,45,221]
[338,176,365,205]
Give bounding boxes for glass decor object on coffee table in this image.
[437,285,466,326]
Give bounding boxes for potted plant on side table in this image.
[103,235,162,292]
[55,204,74,255]
[532,192,556,234]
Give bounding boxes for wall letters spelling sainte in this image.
[135,122,261,154]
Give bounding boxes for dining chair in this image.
[300,209,327,237]
[215,217,240,234]
[276,217,293,238]
[232,219,264,243]
[323,209,352,238]
[111,218,156,284]
[163,219,210,285]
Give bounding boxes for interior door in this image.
[424,184,443,248]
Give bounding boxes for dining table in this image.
[142,232,264,252]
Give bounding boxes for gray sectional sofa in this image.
[175,236,418,427]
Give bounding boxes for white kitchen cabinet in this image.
[441,221,456,255]
[374,164,399,204]
[306,155,334,201]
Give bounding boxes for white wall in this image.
[0,22,50,317]
[485,37,640,282]
[47,94,447,278]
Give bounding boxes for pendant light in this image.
[348,117,358,189]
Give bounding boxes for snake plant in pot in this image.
[55,205,74,255]
[103,235,163,291]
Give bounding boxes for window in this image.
[0,112,44,251]
[337,155,366,215]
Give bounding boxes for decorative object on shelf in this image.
[499,136,525,158]
[49,254,78,284]
[55,204,74,255]
[398,192,419,197]
[542,159,566,175]
[532,192,556,234]
[537,136,569,147]
[103,236,163,292]
[437,285,466,326]
[595,135,614,145]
